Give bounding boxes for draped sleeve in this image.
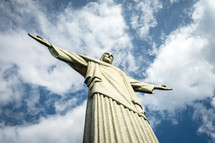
[48,44,88,77]
[127,76,155,94]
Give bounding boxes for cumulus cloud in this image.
[2,0,215,142]
[0,0,134,98]
[0,101,86,143]
[0,64,23,106]
[142,0,215,139]
[0,0,165,104]
[0,0,137,142]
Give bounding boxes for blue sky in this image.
[0,0,215,142]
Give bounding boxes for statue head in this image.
[100,52,114,64]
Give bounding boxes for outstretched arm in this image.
[127,76,172,94]
[28,33,52,48]
[28,33,80,62]
[154,85,172,90]
[28,33,88,77]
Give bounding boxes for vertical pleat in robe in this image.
[83,93,159,143]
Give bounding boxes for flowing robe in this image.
[48,44,159,143]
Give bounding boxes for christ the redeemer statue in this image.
[28,33,172,143]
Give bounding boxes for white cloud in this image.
[54,97,78,113]
[130,0,162,39]
[0,0,135,98]
[2,0,215,141]
[170,0,179,4]
[142,0,215,140]
[211,97,215,107]
[0,101,86,143]
[0,63,24,107]
[193,103,215,142]
[0,0,136,142]
[143,0,215,111]
[144,25,213,109]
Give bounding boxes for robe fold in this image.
[48,44,159,143]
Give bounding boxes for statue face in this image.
[100,52,114,64]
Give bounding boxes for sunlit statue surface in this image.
[28,33,172,143]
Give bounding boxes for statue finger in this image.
[165,87,172,90]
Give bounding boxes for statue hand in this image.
[28,33,51,48]
[154,85,172,90]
